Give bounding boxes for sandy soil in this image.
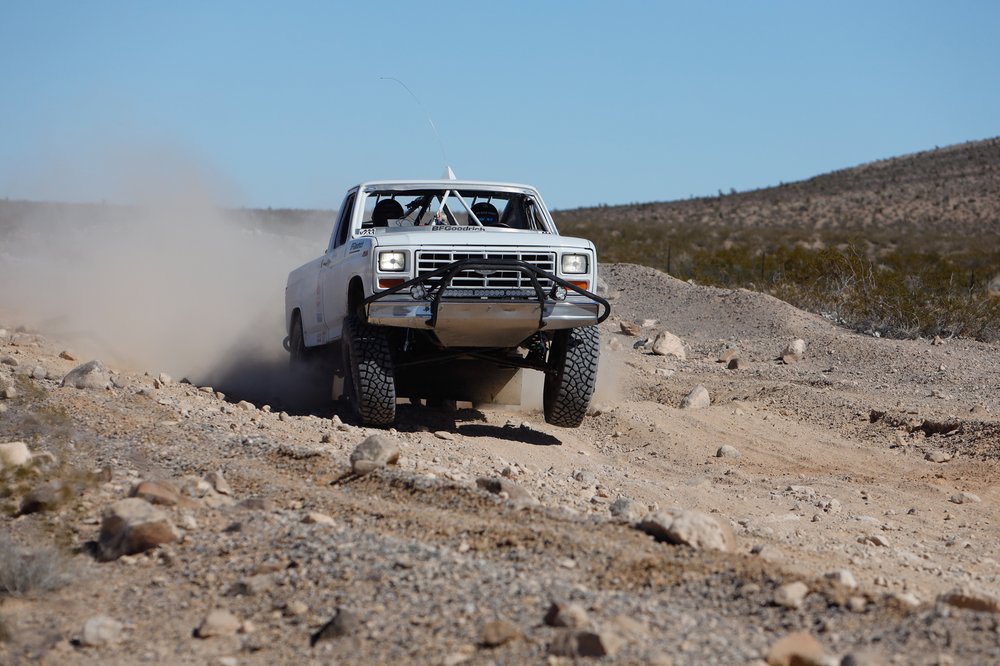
[2,262,999,665]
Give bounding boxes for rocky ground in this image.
[2,262,1000,665]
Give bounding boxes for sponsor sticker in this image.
[348,240,364,253]
[431,225,485,231]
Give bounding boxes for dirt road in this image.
[2,263,999,664]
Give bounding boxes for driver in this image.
[471,201,500,226]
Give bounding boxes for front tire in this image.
[341,315,396,426]
[543,325,599,428]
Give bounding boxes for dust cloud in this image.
[0,151,329,405]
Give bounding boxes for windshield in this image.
[355,187,551,235]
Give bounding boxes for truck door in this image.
[317,191,357,343]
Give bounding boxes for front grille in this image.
[415,251,555,292]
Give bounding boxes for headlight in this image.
[561,253,588,274]
[378,251,406,272]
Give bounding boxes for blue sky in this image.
[1,1,998,210]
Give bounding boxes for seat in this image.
[471,201,502,226]
[370,199,404,227]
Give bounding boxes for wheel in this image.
[289,314,311,368]
[543,325,599,427]
[341,315,396,426]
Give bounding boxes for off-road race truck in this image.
[284,178,610,427]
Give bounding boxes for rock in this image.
[619,321,642,336]
[20,480,68,514]
[891,592,920,608]
[636,509,735,552]
[727,357,745,370]
[544,602,592,629]
[130,480,180,506]
[206,471,233,496]
[310,608,360,646]
[225,574,274,597]
[781,339,807,364]
[949,491,981,504]
[157,372,172,385]
[284,600,309,617]
[549,629,624,658]
[718,347,740,364]
[774,581,810,609]
[925,451,952,463]
[651,331,686,359]
[573,469,596,484]
[766,631,827,665]
[80,615,124,647]
[480,619,521,647]
[237,400,255,411]
[716,445,741,459]
[302,512,336,526]
[0,355,17,367]
[350,434,401,475]
[59,350,77,361]
[680,385,710,409]
[98,498,180,561]
[937,587,1000,614]
[1,386,16,399]
[434,430,455,441]
[196,609,241,638]
[825,569,858,589]
[609,497,643,522]
[0,441,31,469]
[859,534,890,547]
[475,477,539,509]
[61,360,110,389]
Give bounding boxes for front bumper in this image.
[363,259,611,348]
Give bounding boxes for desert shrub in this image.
[560,215,1000,342]
[0,538,77,596]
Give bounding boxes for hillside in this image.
[553,136,1000,249]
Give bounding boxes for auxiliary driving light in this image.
[551,286,568,301]
[410,284,427,300]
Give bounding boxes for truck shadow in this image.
[197,352,562,446]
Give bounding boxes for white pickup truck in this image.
[284,178,610,427]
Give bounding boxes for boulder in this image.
[651,331,686,359]
[619,321,642,336]
[937,587,1000,614]
[130,480,181,506]
[480,619,521,647]
[0,441,31,469]
[680,385,711,409]
[544,602,592,629]
[310,608,360,646]
[98,498,180,561]
[781,339,807,364]
[476,477,539,509]
[350,434,401,475]
[195,609,241,638]
[61,360,109,389]
[636,509,735,552]
[774,581,810,609]
[80,615,124,647]
[766,631,827,665]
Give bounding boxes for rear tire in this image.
[543,325,599,428]
[342,315,396,426]
[289,314,311,368]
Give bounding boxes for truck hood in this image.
[369,230,595,251]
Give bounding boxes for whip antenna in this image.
[380,77,449,170]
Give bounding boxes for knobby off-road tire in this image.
[289,314,312,369]
[543,325,599,428]
[342,315,396,426]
